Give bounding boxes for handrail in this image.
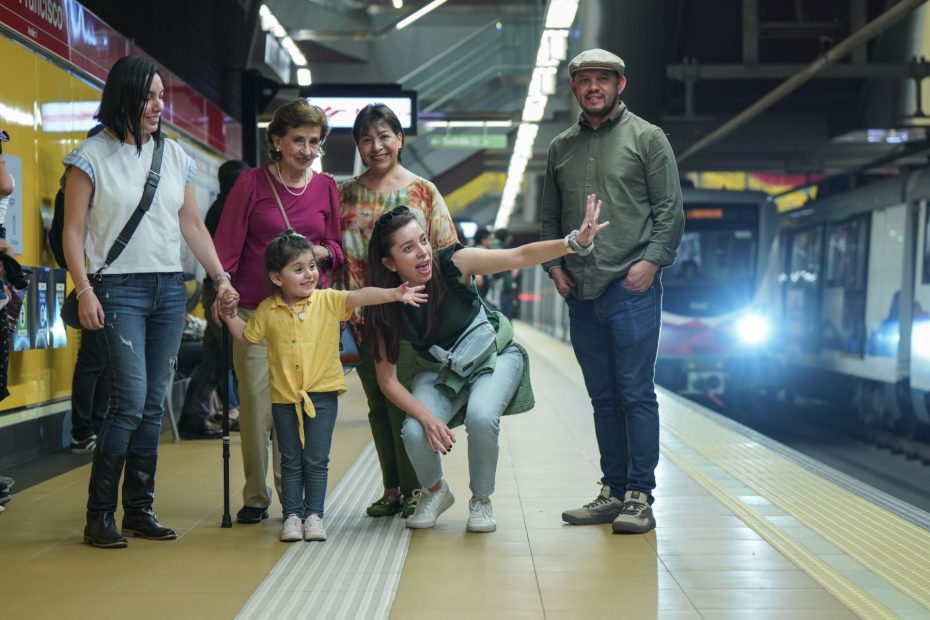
[397,20,500,85]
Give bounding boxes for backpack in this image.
[48,187,67,270]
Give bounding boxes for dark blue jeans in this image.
[95,273,186,456]
[565,277,662,501]
[272,393,338,518]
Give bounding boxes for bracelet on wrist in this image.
[75,284,93,299]
[211,270,231,285]
[564,230,595,257]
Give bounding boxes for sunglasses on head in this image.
[375,205,410,230]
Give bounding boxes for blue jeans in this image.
[95,273,187,456]
[401,346,524,497]
[565,277,662,500]
[272,394,338,518]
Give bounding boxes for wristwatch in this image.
[211,270,231,285]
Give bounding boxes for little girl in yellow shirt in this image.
[223,230,425,542]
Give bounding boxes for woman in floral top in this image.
[340,103,457,518]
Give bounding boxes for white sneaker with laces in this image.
[466,496,496,533]
[280,514,303,542]
[406,480,455,529]
[303,514,326,541]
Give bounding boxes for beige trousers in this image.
[233,307,282,510]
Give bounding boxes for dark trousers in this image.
[565,278,663,500]
[179,287,237,431]
[71,328,110,441]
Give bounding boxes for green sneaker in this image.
[402,495,417,517]
[366,496,402,517]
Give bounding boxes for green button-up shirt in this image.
[540,103,684,300]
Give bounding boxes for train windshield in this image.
[664,204,759,317]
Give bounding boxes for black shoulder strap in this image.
[96,135,165,274]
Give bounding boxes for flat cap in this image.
[568,48,625,77]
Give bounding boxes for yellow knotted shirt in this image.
[243,288,353,446]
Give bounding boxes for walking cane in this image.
[221,322,232,528]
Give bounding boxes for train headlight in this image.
[737,313,770,345]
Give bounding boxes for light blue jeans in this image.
[271,394,338,518]
[95,272,186,457]
[401,346,524,497]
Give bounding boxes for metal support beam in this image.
[668,62,930,81]
[742,0,759,65]
[676,0,930,165]
[850,0,867,64]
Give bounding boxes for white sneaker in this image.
[406,480,455,529]
[466,496,496,533]
[280,514,303,542]
[303,514,326,541]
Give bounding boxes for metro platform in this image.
[3,324,929,619]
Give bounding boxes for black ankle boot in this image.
[121,453,176,540]
[84,453,128,548]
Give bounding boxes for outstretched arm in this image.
[453,193,608,279]
[345,282,426,311]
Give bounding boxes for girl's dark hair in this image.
[267,99,330,161]
[362,209,446,363]
[264,230,314,292]
[96,56,162,155]
[351,103,404,164]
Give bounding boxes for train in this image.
[521,173,930,438]
[521,188,779,413]
[766,168,930,438]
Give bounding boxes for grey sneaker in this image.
[303,514,326,541]
[611,490,656,534]
[561,484,625,525]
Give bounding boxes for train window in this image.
[924,203,930,284]
[823,215,870,355]
[784,226,823,353]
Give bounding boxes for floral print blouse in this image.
[338,176,458,316]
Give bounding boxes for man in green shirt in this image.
[540,48,684,534]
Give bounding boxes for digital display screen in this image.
[304,95,416,133]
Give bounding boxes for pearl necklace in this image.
[275,161,310,197]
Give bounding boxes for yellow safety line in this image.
[515,323,928,618]
[661,440,895,620]
[660,402,930,612]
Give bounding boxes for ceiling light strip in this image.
[496,0,577,228]
[396,0,449,30]
[260,4,311,84]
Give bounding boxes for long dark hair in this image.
[363,210,446,363]
[96,56,162,155]
[351,103,404,164]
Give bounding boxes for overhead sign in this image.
[427,134,507,150]
[306,96,415,132]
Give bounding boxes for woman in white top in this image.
[62,56,237,549]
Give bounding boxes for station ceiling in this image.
[255,0,930,226]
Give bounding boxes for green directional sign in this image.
[427,134,508,150]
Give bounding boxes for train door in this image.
[821,214,870,357]
[910,201,930,429]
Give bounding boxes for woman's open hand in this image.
[576,193,610,247]
[423,415,456,455]
[395,282,428,307]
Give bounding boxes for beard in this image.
[581,92,620,119]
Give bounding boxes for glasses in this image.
[374,205,410,230]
